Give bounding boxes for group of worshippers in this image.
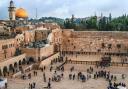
[108,82,126,89]
[51,71,63,82]
[68,72,92,82]
[21,70,38,80]
[68,66,92,82]
[42,70,64,89]
[29,82,36,89]
[93,70,117,81]
[67,66,127,89]
[51,56,64,65]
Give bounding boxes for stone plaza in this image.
[5,54,128,89]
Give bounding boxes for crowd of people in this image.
[108,82,126,89]
[21,71,38,80]
[29,82,36,89]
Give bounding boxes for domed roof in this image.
[15,8,28,18]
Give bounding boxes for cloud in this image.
[0,0,128,19]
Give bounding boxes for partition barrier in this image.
[66,60,128,67]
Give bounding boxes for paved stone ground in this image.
[7,65,128,89]
[7,54,128,89]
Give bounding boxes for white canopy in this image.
[117,86,127,89]
[0,78,7,88]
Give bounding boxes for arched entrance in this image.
[0,69,2,76]
[3,66,8,75]
[28,57,35,63]
[9,64,14,72]
[19,60,22,65]
[14,62,18,72]
[19,60,23,71]
[22,58,26,65]
[14,62,18,68]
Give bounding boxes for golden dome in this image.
[15,8,28,18]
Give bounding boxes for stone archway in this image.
[9,64,14,72]
[28,57,35,63]
[19,60,22,65]
[14,62,18,72]
[14,62,18,68]
[22,58,26,65]
[3,66,8,75]
[19,60,23,71]
[0,69,2,76]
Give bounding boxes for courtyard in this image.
[6,54,128,89]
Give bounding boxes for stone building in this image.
[0,37,27,76]
[21,45,54,61]
[0,39,16,60]
[35,29,50,42]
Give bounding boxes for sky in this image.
[0,0,128,19]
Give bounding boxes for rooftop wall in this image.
[71,31,128,39]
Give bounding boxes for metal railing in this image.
[66,60,128,67]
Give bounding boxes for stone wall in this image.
[40,45,54,59]
[71,31,128,39]
[52,30,128,53]
[24,30,35,44]
[21,45,54,61]
[39,52,60,67]
[15,34,24,47]
[21,48,37,60]
[35,30,49,42]
[52,29,63,44]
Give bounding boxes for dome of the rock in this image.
[15,8,28,18]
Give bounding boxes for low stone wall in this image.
[39,52,60,68]
[21,48,37,60]
[12,71,22,78]
[40,45,54,59]
[12,64,33,78]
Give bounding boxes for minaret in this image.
[101,13,103,18]
[71,14,75,22]
[8,0,16,20]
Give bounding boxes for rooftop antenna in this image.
[35,8,38,43]
[36,8,38,20]
[35,8,38,27]
[101,13,103,18]
[94,12,97,17]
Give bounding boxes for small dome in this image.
[15,8,28,18]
